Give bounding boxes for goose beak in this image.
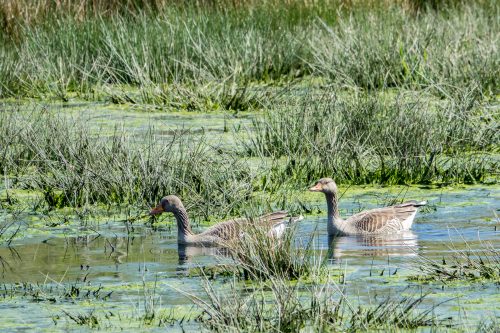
[309,183,323,192]
[150,204,164,215]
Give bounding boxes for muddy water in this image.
[0,186,499,331]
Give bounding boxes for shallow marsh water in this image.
[0,100,499,330]
[0,185,498,331]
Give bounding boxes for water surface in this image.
[1,186,498,331]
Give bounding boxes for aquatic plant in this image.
[246,90,498,185]
[409,238,500,283]
[185,272,446,332]
[0,0,497,101]
[475,316,500,333]
[1,279,112,303]
[0,106,254,219]
[61,310,101,328]
[179,229,449,331]
[228,224,323,280]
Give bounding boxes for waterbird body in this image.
[309,178,426,236]
[150,195,299,245]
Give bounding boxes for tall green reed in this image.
[0,105,253,218]
[245,89,499,185]
[0,1,497,101]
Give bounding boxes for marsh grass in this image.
[475,317,500,333]
[0,1,497,101]
[409,237,500,283]
[0,202,25,245]
[61,310,101,328]
[186,269,446,332]
[3,275,189,329]
[182,224,445,331]
[228,224,323,281]
[246,89,499,185]
[1,279,112,303]
[0,106,254,219]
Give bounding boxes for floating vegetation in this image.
[0,1,498,332]
[409,238,500,283]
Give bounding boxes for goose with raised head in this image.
[309,178,426,236]
[150,195,300,245]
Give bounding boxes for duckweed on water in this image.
[0,1,498,331]
[409,238,500,284]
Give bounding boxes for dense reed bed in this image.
[0,0,498,102]
[0,106,254,218]
[246,89,499,185]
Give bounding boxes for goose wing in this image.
[198,211,291,242]
[348,201,426,233]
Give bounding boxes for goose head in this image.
[309,178,337,195]
[150,195,185,215]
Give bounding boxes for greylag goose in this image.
[150,195,298,245]
[309,178,426,236]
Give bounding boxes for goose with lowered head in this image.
[150,195,301,245]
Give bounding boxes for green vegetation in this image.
[229,225,322,280]
[192,229,440,331]
[0,0,499,332]
[410,239,500,283]
[0,106,254,219]
[0,0,498,216]
[0,0,498,102]
[0,280,112,302]
[247,90,498,185]
[190,264,446,332]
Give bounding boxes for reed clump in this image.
[228,225,322,280]
[0,106,253,219]
[246,90,499,185]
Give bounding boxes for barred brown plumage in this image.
[150,195,300,245]
[310,178,426,236]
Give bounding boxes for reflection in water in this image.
[328,230,419,260]
[0,228,421,281]
[1,187,498,332]
[177,243,231,265]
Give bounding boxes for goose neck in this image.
[325,192,341,235]
[173,207,194,240]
